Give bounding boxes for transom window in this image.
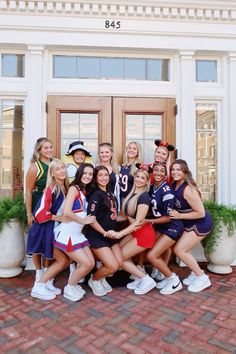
[196,60,217,82]
[1,54,25,78]
[53,55,170,81]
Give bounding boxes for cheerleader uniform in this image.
[173,181,212,236]
[32,160,49,212]
[119,165,134,200]
[27,186,65,259]
[149,181,184,240]
[125,192,156,248]
[85,189,119,248]
[54,186,90,252]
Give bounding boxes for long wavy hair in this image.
[122,141,143,175]
[97,142,119,174]
[122,169,150,217]
[71,163,95,198]
[170,159,200,193]
[46,159,69,198]
[31,137,53,163]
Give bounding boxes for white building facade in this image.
[0,0,236,208]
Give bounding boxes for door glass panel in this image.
[126,114,162,163]
[0,100,24,197]
[61,112,98,160]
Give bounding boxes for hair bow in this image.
[136,163,152,173]
[155,139,175,152]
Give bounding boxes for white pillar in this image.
[24,45,45,174]
[228,52,236,206]
[178,51,196,175]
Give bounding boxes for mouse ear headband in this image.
[135,163,152,174]
[155,139,175,152]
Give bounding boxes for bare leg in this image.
[39,248,70,283]
[92,247,120,280]
[174,231,204,276]
[66,247,95,286]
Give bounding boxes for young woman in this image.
[150,139,175,281]
[119,141,143,201]
[54,163,96,302]
[62,140,93,183]
[107,164,157,295]
[27,159,70,301]
[25,137,54,281]
[85,165,123,297]
[146,161,184,295]
[170,159,212,293]
[97,143,120,208]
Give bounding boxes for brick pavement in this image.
[0,264,236,354]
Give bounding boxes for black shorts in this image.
[86,230,119,249]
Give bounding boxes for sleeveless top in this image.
[32,160,49,212]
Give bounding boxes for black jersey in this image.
[119,165,134,200]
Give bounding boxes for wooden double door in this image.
[47,96,176,164]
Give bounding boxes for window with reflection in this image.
[196,104,217,201]
[60,112,98,161]
[53,55,170,81]
[2,54,25,77]
[0,100,24,197]
[126,114,162,163]
[196,60,217,82]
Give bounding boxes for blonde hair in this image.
[97,142,119,174]
[31,137,53,163]
[46,159,69,198]
[122,141,143,175]
[122,169,150,217]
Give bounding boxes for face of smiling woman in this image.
[96,168,109,190]
[153,164,166,185]
[134,171,149,190]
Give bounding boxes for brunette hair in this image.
[31,137,53,163]
[170,159,199,191]
[71,163,95,198]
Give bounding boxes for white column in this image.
[24,46,45,174]
[178,51,196,175]
[228,53,236,206]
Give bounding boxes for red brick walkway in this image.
[0,264,236,354]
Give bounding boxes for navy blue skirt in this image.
[183,210,212,237]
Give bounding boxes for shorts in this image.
[132,223,156,248]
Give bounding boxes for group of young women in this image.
[25,137,212,302]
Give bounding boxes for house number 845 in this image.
[105,20,121,29]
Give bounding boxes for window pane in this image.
[53,56,76,78]
[147,59,169,81]
[2,54,24,77]
[0,101,24,197]
[126,114,162,163]
[101,58,123,79]
[196,60,217,82]
[61,112,98,161]
[124,59,145,80]
[196,105,217,201]
[77,57,100,78]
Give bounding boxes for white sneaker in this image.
[127,278,142,290]
[101,278,112,293]
[76,284,86,296]
[160,274,182,295]
[31,282,56,300]
[88,275,107,296]
[46,280,61,295]
[63,285,84,302]
[187,274,211,293]
[156,277,171,289]
[134,275,156,295]
[183,271,197,286]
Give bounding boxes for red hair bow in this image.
[136,163,152,173]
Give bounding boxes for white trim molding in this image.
[1,1,236,23]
